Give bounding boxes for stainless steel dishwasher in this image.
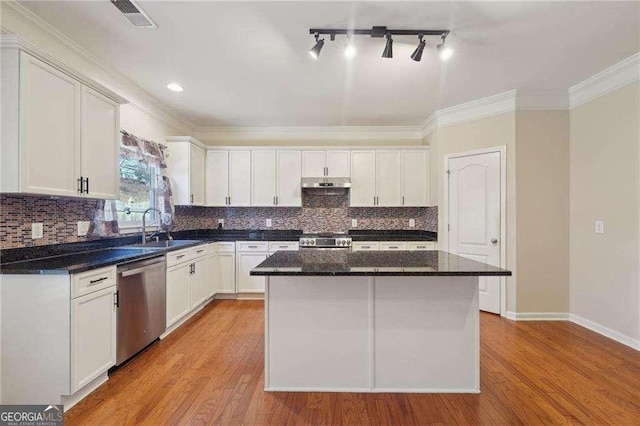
[116,256,166,365]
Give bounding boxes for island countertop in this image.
[251,250,511,276]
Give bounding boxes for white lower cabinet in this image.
[352,241,438,251]
[165,246,209,328]
[211,242,236,294]
[237,252,268,293]
[0,265,117,405]
[71,285,116,393]
[166,262,191,327]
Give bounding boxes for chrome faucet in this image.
[142,207,162,245]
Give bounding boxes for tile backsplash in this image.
[1,192,437,249]
[175,191,437,234]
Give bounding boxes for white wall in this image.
[569,82,640,344]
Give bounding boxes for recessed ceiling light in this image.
[167,83,183,92]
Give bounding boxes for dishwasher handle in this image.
[118,257,165,276]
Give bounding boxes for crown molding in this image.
[0,0,195,133]
[420,113,438,138]
[194,126,423,143]
[424,90,517,130]
[569,52,640,109]
[166,136,207,150]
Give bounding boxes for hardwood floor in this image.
[65,300,640,425]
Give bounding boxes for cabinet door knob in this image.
[491,238,498,244]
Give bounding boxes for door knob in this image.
[491,238,498,244]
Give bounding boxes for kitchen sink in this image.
[123,240,200,249]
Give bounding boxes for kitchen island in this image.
[251,250,511,393]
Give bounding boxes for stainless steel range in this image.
[299,233,352,249]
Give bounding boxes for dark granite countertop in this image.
[251,250,511,277]
[0,229,441,275]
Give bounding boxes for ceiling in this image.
[18,1,640,127]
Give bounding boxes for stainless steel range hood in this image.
[301,177,351,188]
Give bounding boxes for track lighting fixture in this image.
[381,34,393,58]
[308,33,325,60]
[437,34,453,61]
[307,26,450,62]
[344,35,356,59]
[411,34,426,62]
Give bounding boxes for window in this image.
[116,154,159,227]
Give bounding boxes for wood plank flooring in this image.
[65,300,640,425]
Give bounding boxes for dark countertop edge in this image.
[349,235,437,242]
[250,271,512,277]
[1,251,167,275]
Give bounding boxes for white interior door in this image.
[448,152,501,314]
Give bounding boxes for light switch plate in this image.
[31,223,43,239]
[266,218,272,227]
[77,221,90,236]
[351,219,358,227]
[409,219,416,227]
[218,218,225,227]
[595,220,604,234]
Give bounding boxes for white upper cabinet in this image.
[252,150,277,206]
[276,150,302,207]
[326,150,350,177]
[229,150,252,206]
[1,49,123,198]
[376,150,402,207]
[80,86,120,199]
[251,150,301,207]
[205,150,229,206]
[350,149,429,207]
[350,150,377,207]
[165,137,206,206]
[302,151,326,178]
[402,149,429,206]
[206,150,251,206]
[302,150,350,177]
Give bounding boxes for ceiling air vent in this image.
[110,0,157,29]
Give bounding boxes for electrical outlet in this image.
[77,221,90,236]
[595,220,604,234]
[31,223,43,239]
[409,219,416,227]
[351,219,358,227]
[218,218,225,227]
[266,218,272,227]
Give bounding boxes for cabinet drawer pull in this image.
[89,276,109,285]
[278,246,288,249]
[196,249,205,253]
[176,254,186,259]
[417,246,426,249]
[248,245,258,249]
[362,246,371,249]
[388,246,399,249]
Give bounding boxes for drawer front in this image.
[352,242,380,251]
[205,243,217,256]
[268,241,299,252]
[380,242,407,251]
[166,248,193,267]
[237,241,269,252]
[72,266,116,299]
[406,242,437,251]
[215,241,236,253]
[191,244,208,259]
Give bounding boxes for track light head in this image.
[309,33,325,59]
[382,34,393,58]
[411,35,426,62]
[437,34,453,61]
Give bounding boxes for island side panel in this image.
[265,276,371,391]
[373,276,480,392]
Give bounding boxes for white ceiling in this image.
[18,1,640,127]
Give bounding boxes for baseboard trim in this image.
[508,312,570,321]
[569,314,640,351]
[265,386,480,394]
